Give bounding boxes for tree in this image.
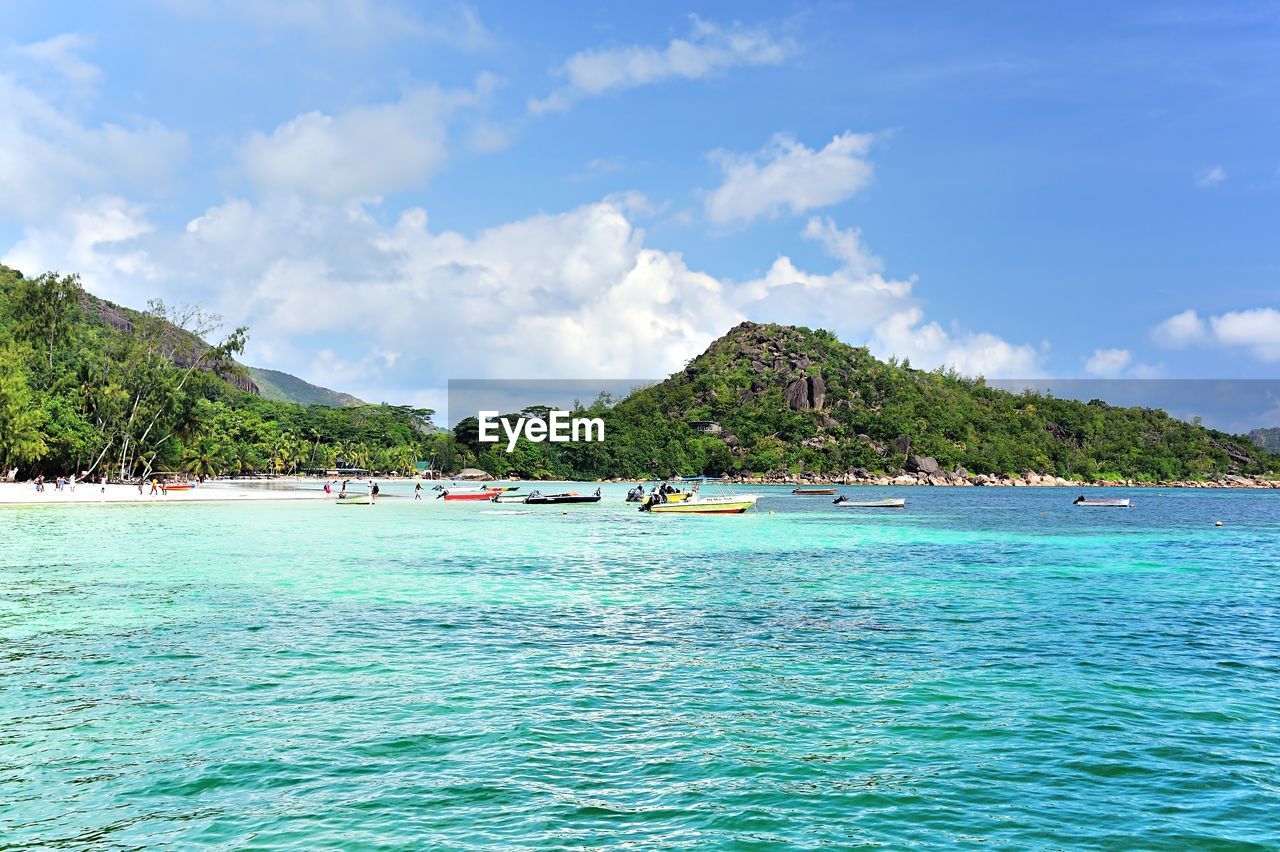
[0,343,47,471]
[182,434,224,478]
[6,272,82,373]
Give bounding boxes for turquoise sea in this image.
[2,484,1279,847]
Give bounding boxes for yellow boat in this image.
[646,494,759,514]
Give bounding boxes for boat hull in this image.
[647,495,759,514]
[336,496,373,505]
[834,498,906,508]
[524,495,601,505]
[442,491,497,501]
[793,488,836,495]
[1074,499,1130,508]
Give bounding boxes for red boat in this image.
[439,489,499,501]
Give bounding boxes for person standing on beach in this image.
[68,474,76,493]
[371,482,380,503]
[414,482,422,500]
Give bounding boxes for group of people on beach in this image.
[20,472,199,497]
[28,473,108,493]
[32,474,76,493]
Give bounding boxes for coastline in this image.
[714,471,1280,489]
[0,481,326,506]
[4,472,1275,508]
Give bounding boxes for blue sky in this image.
[2,1,1278,415]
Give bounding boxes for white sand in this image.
[0,480,326,505]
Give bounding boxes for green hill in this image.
[0,265,436,479]
[247,366,364,407]
[68,283,361,406]
[457,322,1280,482]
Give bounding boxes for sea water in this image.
[2,485,1278,846]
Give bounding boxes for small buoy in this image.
[769,511,775,516]
[562,511,568,516]
[1215,521,1223,527]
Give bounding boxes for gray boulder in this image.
[904,455,940,475]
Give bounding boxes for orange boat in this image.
[439,489,498,501]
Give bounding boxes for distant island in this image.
[453,321,1279,485]
[2,266,1277,486]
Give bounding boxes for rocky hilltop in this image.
[81,291,262,395]
[612,321,1279,485]
[1250,427,1280,453]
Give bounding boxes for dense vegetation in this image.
[3,265,1275,484]
[247,366,364,407]
[0,265,441,480]
[449,323,1279,482]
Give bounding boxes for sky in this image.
[2,0,1278,418]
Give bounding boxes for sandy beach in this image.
[0,481,326,505]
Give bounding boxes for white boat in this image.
[641,477,760,515]
[1072,497,1130,508]
[833,497,906,508]
[646,493,760,514]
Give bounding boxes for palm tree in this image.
[182,435,222,478]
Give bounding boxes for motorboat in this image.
[641,478,759,515]
[1072,496,1131,508]
[833,496,906,508]
[523,489,602,505]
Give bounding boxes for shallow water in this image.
[3,485,1279,846]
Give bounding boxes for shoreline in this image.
[0,482,326,506]
[3,473,1275,508]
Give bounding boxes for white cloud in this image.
[1196,165,1226,187]
[6,192,1043,398]
[1151,309,1207,347]
[530,16,793,114]
[871,308,1044,378]
[705,132,875,225]
[732,217,912,336]
[1151,307,1280,361]
[0,41,187,221]
[1084,347,1132,377]
[1209,308,1280,361]
[2,196,157,304]
[9,33,101,86]
[241,81,492,201]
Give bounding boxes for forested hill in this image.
[247,367,364,407]
[607,322,1277,481]
[69,280,359,406]
[451,321,1279,482]
[0,266,439,479]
